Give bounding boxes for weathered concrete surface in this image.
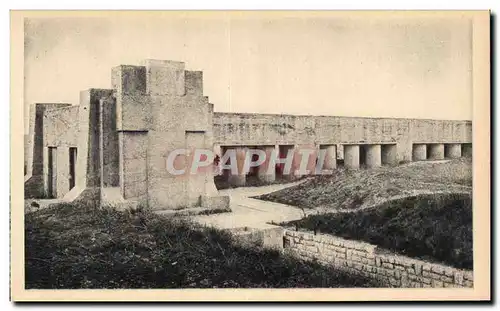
[227,147,247,187]
[344,145,360,169]
[381,144,398,165]
[365,144,382,168]
[213,113,472,163]
[445,143,462,159]
[111,60,227,210]
[100,98,120,187]
[462,143,473,158]
[412,144,427,161]
[257,145,276,182]
[320,145,337,170]
[428,143,445,160]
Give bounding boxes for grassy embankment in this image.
[25,203,382,289]
[282,192,472,269]
[258,159,472,269]
[256,158,472,212]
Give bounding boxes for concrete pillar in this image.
[227,147,246,186]
[428,143,445,160]
[257,146,276,183]
[295,144,318,177]
[56,147,70,198]
[412,144,427,161]
[100,98,120,187]
[365,144,382,168]
[381,144,398,166]
[344,145,360,169]
[321,145,337,170]
[277,145,296,180]
[462,143,473,158]
[445,143,462,159]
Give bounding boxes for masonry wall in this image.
[213,113,472,163]
[283,229,473,288]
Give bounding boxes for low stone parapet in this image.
[283,229,473,288]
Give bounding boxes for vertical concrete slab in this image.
[55,147,70,198]
[257,145,276,183]
[344,145,360,169]
[462,143,473,158]
[365,144,382,168]
[323,145,337,170]
[428,143,445,160]
[186,131,211,206]
[42,146,49,197]
[294,143,317,177]
[445,143,462,159]
[111,65,146,96]
[412,144,427,161]
[44,146,58,198]
[318,145,337,170]
[276,145,296,180]
[381,144,398,166]
[228,147,247,187]
[82,89,114,189]
[100,98,120,187]
[185,71,203,96]
[119,131,148,204]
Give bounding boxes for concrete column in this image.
[258,146,276,183]
[277,145,296,180]
[227,147,246,186]
[43,146,49,197]
[462,143,472,158]
[321,145,337,170]
[344,145,360,169]
[365,144,382,168]
[412,144,427,161]
[428,143,445,160]
[100,98,119,187]
[295,144,318,177]
[56,147,70,198]
[381,144,398,166]
[445,143,462,159]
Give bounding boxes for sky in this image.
[23,12,473,133]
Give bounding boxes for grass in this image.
[282,192,473,270]
[25,203,383,289]
[255,158,472,212]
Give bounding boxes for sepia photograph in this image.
[10,10,490,301]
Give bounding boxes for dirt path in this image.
[191,179,309,229]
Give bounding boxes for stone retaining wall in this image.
[283,229,473,288]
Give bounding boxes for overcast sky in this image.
[24,12,473,132]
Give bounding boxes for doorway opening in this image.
[69,147,77,190]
